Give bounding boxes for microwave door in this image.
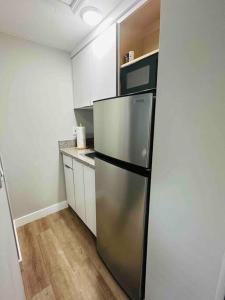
[127,65,150,90]
[120,52,158,95]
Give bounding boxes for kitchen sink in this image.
[84,152,96,159]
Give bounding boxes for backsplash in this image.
[58,139,76,149]
[74,109,94,138]
[59,109,94,150]
[58,138,94,149]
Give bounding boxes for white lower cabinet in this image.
[64,165,75,211]
[63,156,75,211]
[73,160,86,223]
[83,166,96,235]
[63,155,96,235]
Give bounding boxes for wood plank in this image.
[61,209,129,299]
[38,228,84,300]
[18,208,128,300]
[32,286,56,300]
[18,222,50,299]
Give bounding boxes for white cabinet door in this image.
[73,160,86,223]
[64,165,75,211]
[0,165,25,300]
[83,166,96,235]
[72,44,93,108]
[91,23,117,104]
[72,23,117,108]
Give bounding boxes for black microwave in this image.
[120,52,158,95]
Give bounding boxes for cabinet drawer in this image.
[63,155,73,169]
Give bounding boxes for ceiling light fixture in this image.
[80,7,103,26]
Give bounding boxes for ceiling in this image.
[0,0,122,52]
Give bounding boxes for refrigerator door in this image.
[94,92,154,168]
[96,157,148,300]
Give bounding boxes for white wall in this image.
[0,33,74,218]
[146,1,225,300]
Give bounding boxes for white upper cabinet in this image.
[90,23,117,104]
[72,23,117,108]
[72,43,93,108]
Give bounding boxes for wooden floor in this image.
[17,208,128,300]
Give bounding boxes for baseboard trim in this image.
[14,201,68,228]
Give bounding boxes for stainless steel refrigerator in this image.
[93,91,155,300]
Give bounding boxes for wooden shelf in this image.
[120,49,159,68]
[119,0,160,67]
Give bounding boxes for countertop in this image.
[60,147,95,169]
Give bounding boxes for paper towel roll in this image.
[76,126,86,149]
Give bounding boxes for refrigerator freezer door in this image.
[94,92,154,168]
[96,158,148,300]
